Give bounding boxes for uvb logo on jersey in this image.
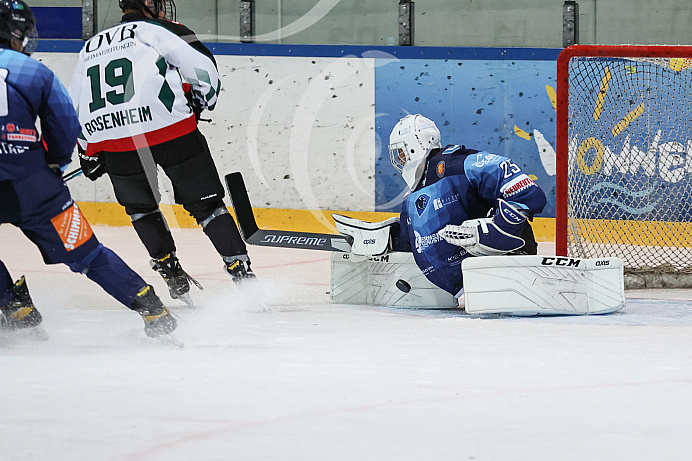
[84,24,137,54]
[51,204,94,251]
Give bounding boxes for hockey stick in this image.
[224,172,353,252]
[62,168,83,182]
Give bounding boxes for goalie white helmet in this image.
[388,114,442,190]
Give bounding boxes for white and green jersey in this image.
[69,14,221,156]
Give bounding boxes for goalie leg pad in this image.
[461,255,625,316]
[330,251,457,308]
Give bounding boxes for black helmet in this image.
[119,0,176,21]
[0,0,37,55]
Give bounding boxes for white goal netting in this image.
[563,50,692,287]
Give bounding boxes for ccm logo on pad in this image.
[541,257,581,267]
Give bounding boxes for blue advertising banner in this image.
[34,7,81,39]
[375,57,559,217]
[567,57,692,222]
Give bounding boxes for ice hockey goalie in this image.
[328,114,624,315]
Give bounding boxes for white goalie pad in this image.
[330,251,457,308]
[333,214,398,257]
[462,255,625,315]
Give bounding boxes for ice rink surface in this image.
[1,224,692,461]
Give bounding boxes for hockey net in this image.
[556,45,692,288]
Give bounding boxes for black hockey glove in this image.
[189,97,207,122]
[183,87,210,123]
[78,148,106,181]
[189,96,202,121]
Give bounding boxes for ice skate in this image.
[225,256,256,285]
[150,252,202,307]
[130,285,178,338]
[0,276,48,340]
[1,276,43,329]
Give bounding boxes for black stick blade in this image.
[225,172,259,239]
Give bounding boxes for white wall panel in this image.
[34,52,377,211]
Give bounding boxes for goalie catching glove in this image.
[333,214,399,257]
[438,199,527,256]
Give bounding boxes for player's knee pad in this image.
[197,206,229,229]
[187,200,227,226]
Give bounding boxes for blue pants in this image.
[1,168,148,308]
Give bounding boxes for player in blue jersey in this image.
[0,0,176,337]
[388,114,547,296]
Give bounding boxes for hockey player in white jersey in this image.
[69,0,255,306]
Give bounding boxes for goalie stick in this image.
[224,172,353,252]
[226,173,444,306]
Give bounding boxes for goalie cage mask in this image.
[0,0,37,55]
[388,114,442,190]
[119,0,176,21]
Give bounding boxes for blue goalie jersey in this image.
[397,145,547,295]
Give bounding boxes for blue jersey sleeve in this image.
[0,50,79,181]
[40,72,81,166]
[463,152,546,215]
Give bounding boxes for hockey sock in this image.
[130,210,176,259]
[200,210,247,257]
[66,244,148,307]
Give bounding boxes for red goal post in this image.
[556,45,692,288]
